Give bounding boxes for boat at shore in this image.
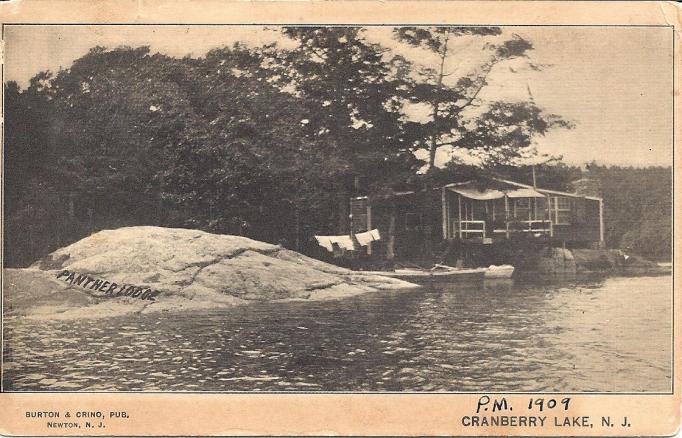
[484,264,515,279]
[357,263,515,283]
[358,265,487,282]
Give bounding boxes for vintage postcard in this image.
[0,0,680,436]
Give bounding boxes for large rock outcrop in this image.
[5,226,417,320]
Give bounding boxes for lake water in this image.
[2,274,672,392]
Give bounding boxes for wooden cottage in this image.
[349,178,604,260]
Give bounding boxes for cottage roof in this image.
[448,183,545,200]
[448,186,505,200]
[493,178,603,201]
[505,188,546,198]
[364,177,602,202]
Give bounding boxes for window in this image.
[551,196,572,225]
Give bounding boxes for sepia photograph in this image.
[1,22,673,398]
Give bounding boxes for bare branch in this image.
[454,63,494,111]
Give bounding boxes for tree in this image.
[488,160,581,191]
[393,27,571,171]
[272,28,424,230]
[454,101,573,168]
[4,29,585,266]
[583,164,671,258]
[8,42,398,265]
[46,46,204,227]
[4,79,69,266]
[195,44,343,242]
[51,45,343,240]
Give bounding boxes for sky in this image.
[4,25,674,167]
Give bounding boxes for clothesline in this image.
[314,229,381,253]
[314,235,354,252]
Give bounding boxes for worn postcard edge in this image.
[0,0,680,436]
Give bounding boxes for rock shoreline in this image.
[517,247,668,275]
[5,226,418,320]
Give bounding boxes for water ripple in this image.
[3,274,672,392]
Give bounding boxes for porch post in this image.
[458,194,463,239]
[547,195,554,237]
[366,199,372,256]
[504,195,510,239]
[598,198,605,246]
[441,187,448,240]
[528,199,532,233]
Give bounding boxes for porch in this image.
[441,183,556,243]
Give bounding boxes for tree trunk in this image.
[157,174,165,226]
[295,208,301,250]
[337,190,349,234]
[427,36,449,172]
[386,203,396,260]
[428,138,438,170]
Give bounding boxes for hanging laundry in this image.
[315,235,355,252]
[335,235,355,251]
[355,229,381,247]
[355,231,373,246]
[314,236,334,252]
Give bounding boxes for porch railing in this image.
[453,220,486,239]
[511,219,552,233]
[452,219,553,240]
[494,219,552,237]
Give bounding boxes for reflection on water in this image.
[3,274,672,392]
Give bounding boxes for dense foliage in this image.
[6,45,342,265]
[583,164,672,260]
[4,28,667,266]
